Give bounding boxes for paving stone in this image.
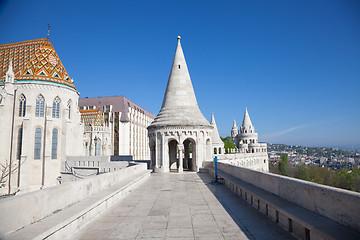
[71,172,295,240]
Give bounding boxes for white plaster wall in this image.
[0,82,83,195]
[119,121,130,155]
[0,83,16,194]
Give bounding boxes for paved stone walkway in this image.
[71,172,295,240]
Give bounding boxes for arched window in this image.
[95,137,101,156]
[35,95,45,117]
[52,97,61,118]
[17,127,23,160]
[34,128,42,159]
[51,129,58,159]
[19,94,26,117]
[67,100,72,119]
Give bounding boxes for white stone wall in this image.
[215,152,269,172]
[0,82,83,195]
[216,162,360,232]
[148,126,213,173]
[128,107,153,160]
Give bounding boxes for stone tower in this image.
[231,119,239,145]
[233,108,268,154]
[210,113,224,154]
[147,37,213,173]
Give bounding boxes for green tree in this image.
[333,168,353,190]
[220,136,236,154]
[295,165,310,181]
[278,154,289,176]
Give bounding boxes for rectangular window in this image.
[40,101,44,117]
[34,128,42,159]
[17,127,23,160]
[51,129,58,159]
[114,112,119,155]
[36,101,40,116]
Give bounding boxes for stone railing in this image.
[215,152,268,171]
[0,163,148,236]
[216,162,360,232]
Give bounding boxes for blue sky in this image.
[1,0,359,149]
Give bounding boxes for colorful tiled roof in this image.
[80,109,104,127]
[0,38,76,90]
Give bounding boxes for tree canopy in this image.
[220,136,236,154]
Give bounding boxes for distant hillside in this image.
[267,143,356,157]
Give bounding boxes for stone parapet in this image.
[0,162,148,236]
[216,162,360,232]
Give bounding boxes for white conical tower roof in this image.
[232,120,237,128]
[242,107,253,128]
[149,36,210,128]
[211,113,223,145]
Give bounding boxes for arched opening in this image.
[214,148,217,154]
[183,138,196,171]
[150,139,156,170]
[206,139,211,161]
[218,148,222,154]
[168,139,178,171]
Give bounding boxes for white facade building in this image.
[79,96,155,160]
[0,39,83,194]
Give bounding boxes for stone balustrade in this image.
[214,162,360,233]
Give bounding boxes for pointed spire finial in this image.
[211,112,215,124]
[5,59,15,83]
[233,119,237,127]
[8,59,13,71]
[242,107,253,127]
[47,24,51,40]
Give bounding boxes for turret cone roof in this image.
[211,113,223,145]
[149,37,210,128]
[242,108,253,128]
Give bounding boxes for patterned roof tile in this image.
[0,38,76,90]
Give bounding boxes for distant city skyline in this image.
[1,0,359,149]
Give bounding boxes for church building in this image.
[0,38,83,194]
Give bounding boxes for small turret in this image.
[231,119,238,138]
[240,107,255,134]
[5,59,15,83]
[211,113,224,154]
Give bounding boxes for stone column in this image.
[154,133,158,168]
[178,144,184,173]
